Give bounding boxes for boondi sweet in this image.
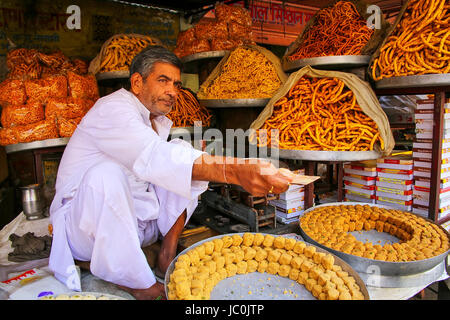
[168,233,366,300]
[300,204,450,262]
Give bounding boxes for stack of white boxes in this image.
[343,160,377,204]
[270,168,305,224]
[413,97,450,219]
[375,153,413,212]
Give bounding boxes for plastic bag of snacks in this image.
[0,101,45,128]
[24,75,68,103]
[0,79,27,107]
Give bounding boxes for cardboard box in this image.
[376,180,412,191]
[376,176,413,185]
[344,194,376,204]
[343,175,375,186]
[344,184,375,196]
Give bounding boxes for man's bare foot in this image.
[117,282,166,300]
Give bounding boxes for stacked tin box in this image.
[413,97,450,219]
[271,168,305,224]
[343,160,377,204]
[375,153,413,212]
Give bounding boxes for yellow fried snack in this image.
[263,234,275,247]
[273,236,286,249]
[198,46,282,99]
[242,233,255,246]
[253,233,265,246]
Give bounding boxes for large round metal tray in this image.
[283,55,371,73]
[199,98,270,108]
[38,291,128,300]
[96,70,130,81]
[276,148,382,161]
[165,232,370,300]
[375,73,450,89]
[4,137,70,154]
[299,202,450,278]
[181,50,229,74]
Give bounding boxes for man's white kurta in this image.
[49,88,208,291]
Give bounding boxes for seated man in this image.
[49,45,292,300]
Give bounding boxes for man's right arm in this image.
[192,154,293,197]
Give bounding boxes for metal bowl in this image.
[165,232,370,300]
[299,202,450,277]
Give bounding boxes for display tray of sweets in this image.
[39,292,127,300]
[199,98,270,108]
[4,137,69,154]
[299,202,450,277]
[275,148,382,161]
[95,70,129,81]
[282,55,371,73]
[165,233,370,300]
[375,73,450,89]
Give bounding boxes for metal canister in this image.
[20,184,46,220]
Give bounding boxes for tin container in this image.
[20,184,46,220]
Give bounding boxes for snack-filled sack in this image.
[88,33,162,74]
[57,117,83,137]
[13,116,59,143]
[67,72,99,100]
[45,97,94,120]
[369,0,450,81]
[249,66,394,156]
[1,101,45,128]
[24,75,68,103]
[197,45,287,99]
[283,0,389,65]
[0,79,27,107]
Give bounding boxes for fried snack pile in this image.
[167,88,211,127]
[301,204,450,261]
[288,1,374,61]
[168,233,365,300]
[99,34,159,73]
[371,0,450,80]
[256,76,383,151]
[0,69,99,145]
[174,3,254,58]
[197,47,282,99]
[6,48,88,80]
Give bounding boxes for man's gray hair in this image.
[129,45,182,80]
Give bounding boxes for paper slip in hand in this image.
[290,175,321,185]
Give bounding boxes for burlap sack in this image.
[197,44,288,99]
[88,33,163,75]
[367,0,410,82]
[282,0,391,68]
[249,66,395,156]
